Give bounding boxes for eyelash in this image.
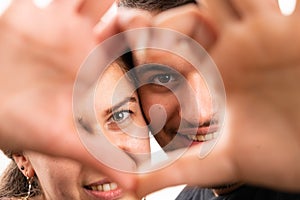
[151,73,175,84]
[107,109,133,131]
[147,72,182,90]
[108,109,133,123]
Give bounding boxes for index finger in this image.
[153,4,217,50]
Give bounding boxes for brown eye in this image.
[156,74,171,83]
[152,73,174,84]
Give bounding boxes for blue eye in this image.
[111,110,131,122]
[107,110,133,131]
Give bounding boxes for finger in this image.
[76,0,115,24]
[294,0,300,13]
[117,8,152,31]
[153,4,217,50]
[48,0,80,11]
[94,15,120,43]
[0,0,12,16]
[231,0,280,17]
[2,0,38,17]
[136,138,237,197]
[62,135,138,190]
[94,8,152,43]
[206,0,240,27]
[49,0,114,24]
[118,8,152,45]
[70,134,138,191]
[116,8,152,51]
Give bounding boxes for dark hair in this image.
[116,0,198,71]
[117,0,197,12]
[0,150,42,199]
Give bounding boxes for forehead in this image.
[98,63,125,87]
[95,63,133,110]
[133,49,197,75]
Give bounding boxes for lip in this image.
[190,140,203,146]
[162,124,219,151]
[84,178,124,200]
[85,188,123,200]
[178,124,219,136]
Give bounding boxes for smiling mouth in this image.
[186,132,218,142]
[178,124,219,143]
[85,182,118,192]
[84,181,123,200]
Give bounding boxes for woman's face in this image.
[95,63,150,158]
[25,63,150,200]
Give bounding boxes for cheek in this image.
[127,137,150,153]
[32,158,81,196]
[125,118,151,153]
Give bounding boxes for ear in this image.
[12,153,35,178]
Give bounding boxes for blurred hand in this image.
[102,0,300,196]
[0,0,137,190]
[207,0,300,191]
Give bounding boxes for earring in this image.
[20,166,25,170]
[22,174,33,200]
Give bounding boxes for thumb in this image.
[136,136,236,197]
[76,0,115,24]
[94,8,152,44]
[93,15,120,43]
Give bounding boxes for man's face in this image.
[133,49,219,151]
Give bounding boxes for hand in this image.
[0,0,137,190]
[109,0,300,196]
[207,0,300,191]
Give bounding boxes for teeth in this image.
[110,183,118,190]
[103,184,110,192]
[89,182,118,192]
[97,185,103,191]
[91,186,97,191]
[187,132,218,142]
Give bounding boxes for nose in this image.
[179,72,215,126]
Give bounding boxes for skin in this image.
[2,0,300,197]
[0,0,137,189]
[13,63,150,200]
[105,0,300,196]
[117,3,231,195]
[94,63,150,165]
[133,49,218,151]
[113,4,218,153]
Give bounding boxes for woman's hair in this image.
[0,150,42,199]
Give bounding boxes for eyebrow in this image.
[105,97,137,115]
[135,64,175,75]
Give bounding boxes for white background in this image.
[0,0,296,199]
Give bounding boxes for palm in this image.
[0,1,96,155]
[208,1,300,190]
[0,1,139,190]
